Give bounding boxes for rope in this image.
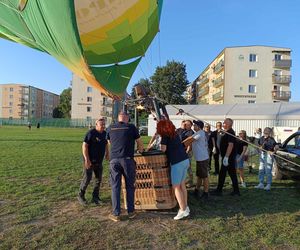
[153,97,300,169]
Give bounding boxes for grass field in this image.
[0,126,300,249]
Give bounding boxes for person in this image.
[36,122,40,129]
[211,121,223,175]
[27,121,31,130]
[189,120,210,200]
[78,118,109,206]
[204,124,213,171]
[147,132,161,151]
[212,118,240,196]
[107,111,144,222]
[176,120,186,141]
[158,119,190,220]
[255,127,278,191]
[236,130,248,188]
[182,120,195,187]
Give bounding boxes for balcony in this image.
[271,91,291,100]
[272,75,291,84]
[212,91,223,101]
[198,98,209,104]
[197,75,209,87]
[273,59,292,68]
[100,111,113,117]
[213,60,224,74]
[213,76,224,88]
[198,86,209,97]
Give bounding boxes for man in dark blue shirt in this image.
[107,111,144,222]
[78,118,109,206]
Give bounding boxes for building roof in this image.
[166,102,300,120]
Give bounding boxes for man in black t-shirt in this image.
[78,118,109,206]
[107,111,144,222]
[212,118,240,196]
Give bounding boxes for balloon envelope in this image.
[0,0,163,98]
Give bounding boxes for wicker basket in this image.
[122,151,177,210]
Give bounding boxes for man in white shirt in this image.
[186,120,210,199]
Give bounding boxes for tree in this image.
[151,60,189,104]
[53,87,72,118]
[52,107,63,118]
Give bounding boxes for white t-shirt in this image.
[192,130,209,161]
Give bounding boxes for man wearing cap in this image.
[185,120,210,199]
[107,111,144,222]
[78,118,109,206]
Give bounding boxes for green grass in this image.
[0,126,300,249]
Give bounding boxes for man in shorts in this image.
[186,120,210,199]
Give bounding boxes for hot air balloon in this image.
[0,0,163,99]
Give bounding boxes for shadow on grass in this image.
[188,181,300,220]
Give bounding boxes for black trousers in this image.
[216,158,239,193]
[213,151,220,174]
[79,163,103,198]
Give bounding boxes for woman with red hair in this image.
[157,119,190,220]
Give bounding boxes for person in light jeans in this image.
[255,127,278,191]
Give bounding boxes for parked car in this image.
[139,126,148,136]
[273,131,300,181]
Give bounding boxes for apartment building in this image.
[71,74,113,121]
[0,84,59,119]
[192,46,292,104]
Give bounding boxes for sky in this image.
[0,0,299,101]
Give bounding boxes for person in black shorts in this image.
[78,118,109,206]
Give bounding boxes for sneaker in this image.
[193,188,199,197]
[185,206,190,214]
[264,184,271,191]
[230,191,241,196]
[108,213,121,222]
[127,211,137,219]
[241,182,247,188]
[174,208,189,220]
[210,189,222,196]
[77,193,88,206]
[200,192,209,200]
[91,197,101,205]
[255,183,264,189]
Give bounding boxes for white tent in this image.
[148,102,300,137]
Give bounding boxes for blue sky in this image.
[0,0,299,101]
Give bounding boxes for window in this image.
[248,85,256,93]
[9,87,13,92]
[9,95,13,99]
[9,109,12,114]
[9,102,13,106]
[274,70,282,76]
[248,100,256,104]
[87,97,92,102]
[87,86,92,92]
[87,107,92,112]
[249,69,257,78]
[274,54,282,61]
[249,54,258,62]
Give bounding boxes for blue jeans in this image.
[110,158,136,216]
[259,152,274,185]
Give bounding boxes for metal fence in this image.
[0,118,113,128]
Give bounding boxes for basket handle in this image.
[155,199,166,204]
